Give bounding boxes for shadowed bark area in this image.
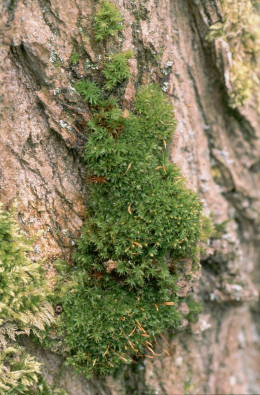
[0,0,259,394]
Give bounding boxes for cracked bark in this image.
[0,0,259,394]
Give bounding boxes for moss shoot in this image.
[103,51,133,90]
[94,0,124,41]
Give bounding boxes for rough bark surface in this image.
[0,0,259,394]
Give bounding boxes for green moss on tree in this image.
[45,82,205,377]
[75,80,103,105]
[76,84,202,289]
[0,204,58,394]
[94,1,124,41]
[103,51,133,90]
[70,52,80,65]
[56,273,181,377]
[39,1,208,379]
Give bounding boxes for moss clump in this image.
[94,1,124,41]
[0,204,55,393]
[46,83,205,377]
[75,80,102,105]
[0,346,43,394]
[56,273,181,377]
[0,205,54,334]
[0,346,66,394]
[103,51,133,90]
[41,1,207,378]
[76,85,202,289]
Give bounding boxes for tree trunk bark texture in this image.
[0,0,259,394]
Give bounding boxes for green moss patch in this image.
[76,84,202,289]
[94,1,124,41]
[103,51,133,90]
[47,83,205,377]
[0,204,56,393]
[41,1,207,379]
[57,274,181,377]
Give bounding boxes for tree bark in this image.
[0,0,259,394]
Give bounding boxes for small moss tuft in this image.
[103,51,133,90]
[94,1,124,41]
[70,52,80,65]
[75,80,103,105]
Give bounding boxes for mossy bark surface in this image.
[0,0,260,394]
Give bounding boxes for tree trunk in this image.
[0,0,259,394]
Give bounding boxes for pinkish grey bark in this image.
[0,0,259,394]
